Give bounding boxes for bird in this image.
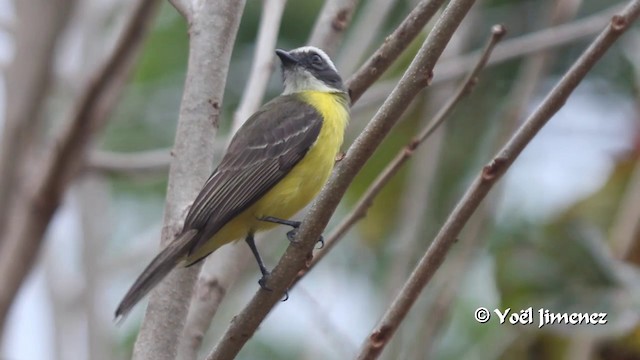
[115,46,350,319]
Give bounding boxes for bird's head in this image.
[276,46,345,95]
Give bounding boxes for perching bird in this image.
[115,46,350,319]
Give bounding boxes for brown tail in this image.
[115,230,198,320]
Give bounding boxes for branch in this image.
[177,3,286,357]
[336,0,401,76]
[435,2,624,82]
[418,2,584,354]
[169,0,192,19]
[0,0,76,242]
[293,24,505,286]
[356,2,640,359]
[87,148,172,176]
[307,0,360,56]
[0,0,160,336]
[354,3,625,111]
[205,0,477,358]
[130,1,246,359]
[231,0,287,132]
[347,0,448,103]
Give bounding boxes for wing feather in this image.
[182,95,323,254]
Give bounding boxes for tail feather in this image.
[115,230,198,320]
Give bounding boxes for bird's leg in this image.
[245,233,271,291]
[244,232,289,301]
[259,216,324,248]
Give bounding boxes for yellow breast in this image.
[199,90,349,255]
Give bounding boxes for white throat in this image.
[282,68,337,95]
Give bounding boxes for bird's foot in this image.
[257,272,289,301]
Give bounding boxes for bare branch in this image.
[356,2,640,359]
[347,0,448,103]
[436,3,624,82]
[307,0,360,56]
[294,24,505,287]
[611,162,640,259]
[337,0,400,76]
[0,0,76,242]
[169,0,192,19]
[417,2,584,354]
[87,148,173,175]
[129,1,246,359]
[205,0,477,358]
[178,245,252,360]
[176,2,287,357]
[231,0,287,132]
[355,3,625,111]
[0,0,160,336]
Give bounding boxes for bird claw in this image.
[258,273,289,301]
[258,272,273,292]
[287,229,324,249]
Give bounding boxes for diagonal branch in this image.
[0,0,161,337]
[347,0,448,103]
[0,0,76,242]
[354,3,625,112]
[205,0,478,358]
[355,2,640,359]
[293,24,506,287]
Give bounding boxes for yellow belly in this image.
[186,91,349,261]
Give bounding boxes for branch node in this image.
[369,325,393,348]
[332,8,350,31]
[491,24,507,38]
[481,156,507,181]
[405,138,420,154]
[611,15,628,32]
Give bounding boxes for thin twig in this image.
[354,3,625,111]
[336,0,400,76]
[347,0,448,103]
[307,0,360,56]
[356,2,640,358]
[231,0,287,133]
[0,0,160,336]
[130,1,247,359]
[87,148,173,175]
[419,1,584,355]
[293,25,505,285]
[611,161,640,259]
[205,0,477,358]
[168,0,191,19]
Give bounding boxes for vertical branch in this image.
[0,0,160,337]
[176,1,286,358]
[355,3,640,358]
[130,1,246,359]
[0,0,76,240]
[347,0,448,103]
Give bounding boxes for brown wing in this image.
[182,94,323,254]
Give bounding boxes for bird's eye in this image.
[311,54,323,67]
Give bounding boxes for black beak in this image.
[276,49,298,67]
